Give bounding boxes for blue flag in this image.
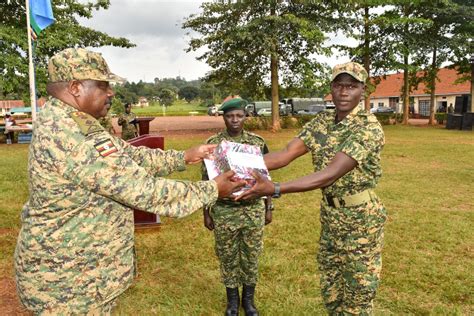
[30,0,55,36]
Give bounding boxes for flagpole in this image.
[26,0,37,122]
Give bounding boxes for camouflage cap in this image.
[331,62,368,83]
[48,48,125,83]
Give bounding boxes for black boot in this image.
[242,284,259,316]
[225,287,240,316]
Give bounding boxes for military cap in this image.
[219,98,248,113]
[331,62,368,83]
[48,48,125,83]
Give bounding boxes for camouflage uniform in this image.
[202,130,269,288]
[15,48,219,315]
[118,112,138,140]
[298,106,386,315]
[98,113,115,135]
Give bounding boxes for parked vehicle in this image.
[370,106,395,114]
[245,101,272,116]
[207,106,223,116]
[257,108,272,117]
[286,97,324,114]
[296,104,326,116]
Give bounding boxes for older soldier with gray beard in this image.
[14,48,243,315]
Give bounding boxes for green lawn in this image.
[132,100,207,117]
[0,126,473,315]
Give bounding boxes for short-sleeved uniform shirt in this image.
[297,107,385,197]
[15,98,218,313]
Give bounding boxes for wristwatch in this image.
[272,182,281,198]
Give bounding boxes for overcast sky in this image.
[80,0,354,83]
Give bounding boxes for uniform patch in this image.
[95,139,118,157]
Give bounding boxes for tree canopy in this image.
[0,0,134,102]
[183,1,335,130]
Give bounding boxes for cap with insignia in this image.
[48,48,125,83]
[331,62,368,83]
[219,98,248,113]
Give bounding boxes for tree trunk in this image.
[428,46,437,125]
[402,52,410,125]
[363,6,371,111]
[270,5,280,132]
[270,53,281,131]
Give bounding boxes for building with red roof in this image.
[325,67,470,116]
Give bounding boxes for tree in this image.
[178,86,200,103]
[0,0,134,102]
[366,1,431,124]
[416,0,474,124]
[183,1,333,131]
[158,88,175,107]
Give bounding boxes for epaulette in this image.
[246,131,265,142]
[70,111,104,136]
[358,111,378,123]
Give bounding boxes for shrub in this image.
[374,113,392,125]
[435,113,447,124]
[280,117,300,129]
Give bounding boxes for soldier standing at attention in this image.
[238,62,387,315]
[98,112,116,135]
[202,98,273,316]
[118,102,138,140]
[14,48,244,315]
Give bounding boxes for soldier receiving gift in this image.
[14,48,244,315]
[202,97,273,316]
[238,62,387,315]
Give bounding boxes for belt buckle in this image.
[325,195,343,208]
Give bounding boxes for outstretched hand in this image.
[235,170,275,201]
[184,144,217,164]
[214,170,246,198]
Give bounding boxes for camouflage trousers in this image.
[211,202,265,288]
[318,194,386,315]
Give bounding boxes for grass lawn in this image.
[132,100,208,117]
[0,125,473,315]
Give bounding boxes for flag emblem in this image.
[95,139,118,157]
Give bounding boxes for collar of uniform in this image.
[223,129,248,142]
[335,106,362,127]
[49,97,80,116]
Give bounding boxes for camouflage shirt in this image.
[15,98,218,313]
[297,107,385,197]
[202,130,269,207]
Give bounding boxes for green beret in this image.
[219,98,248,113]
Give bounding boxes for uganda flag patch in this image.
[95,139,118,157]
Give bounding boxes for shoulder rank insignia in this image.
[95,139,118,157]
[70,111,104,136]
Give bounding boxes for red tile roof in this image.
[325,67,470,101]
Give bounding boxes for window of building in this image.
[370,103,374,108]
[378,102,384,107]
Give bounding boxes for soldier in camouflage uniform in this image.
[98,112,116,135]
[202,98,272,316]
[238,62,387,315]
[118,103,138,140]
[14,48,244,315]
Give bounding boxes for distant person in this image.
[4,113,16,144]
[448,103,454,113]
[14,48,244,315]
[202,98,272,316]
[99,112,116,135]
[118,102,138,140]
[238,62,387,315]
